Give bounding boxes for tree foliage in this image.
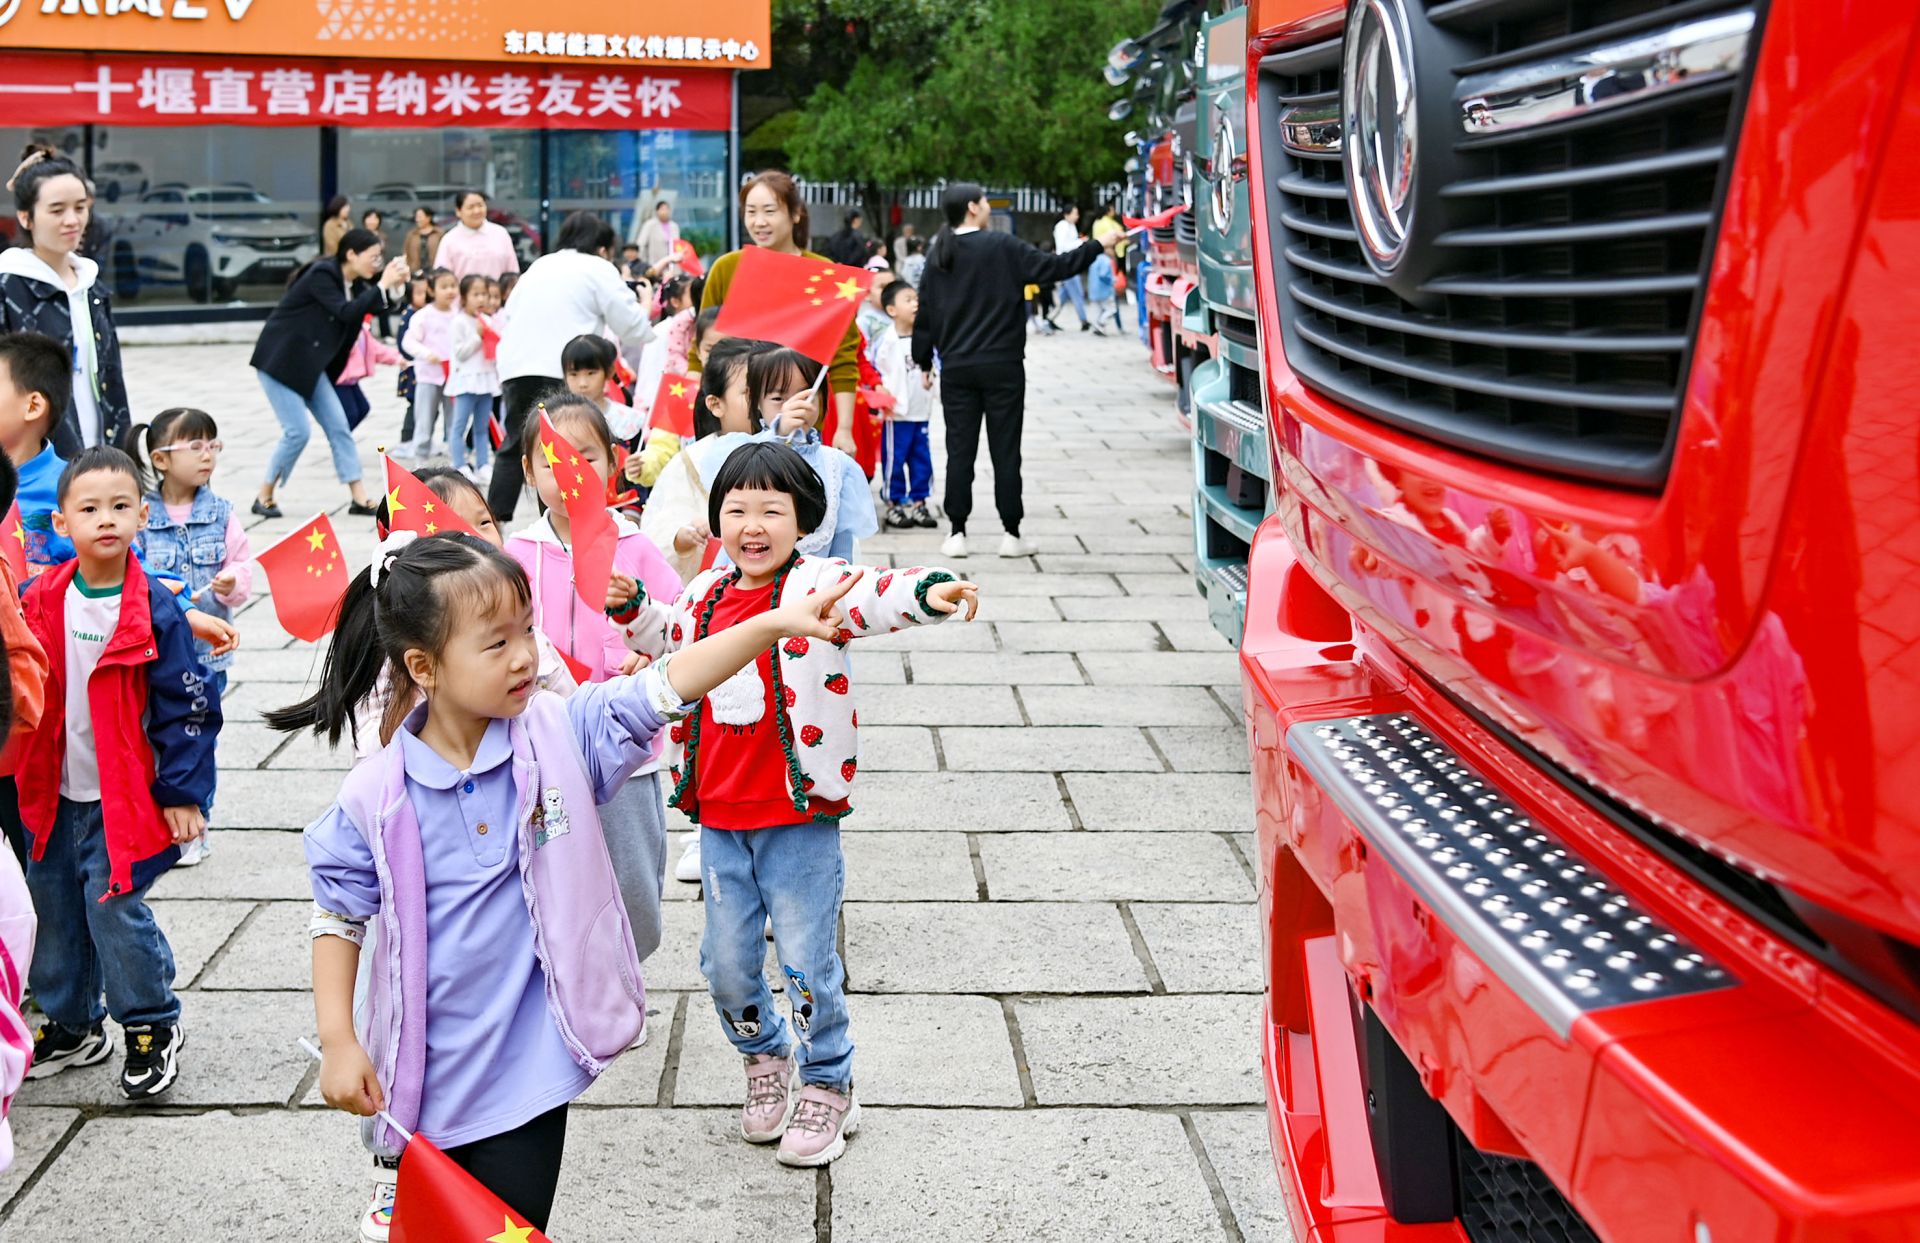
[762,0,1160,200]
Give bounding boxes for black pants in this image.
[942,361,1026,536]
[443,1102,569,1231]
[487,375,563,521]
[0,776,24,867]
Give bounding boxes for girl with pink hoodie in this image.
[505,394,682,970]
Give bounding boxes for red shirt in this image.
[693,580,848,830]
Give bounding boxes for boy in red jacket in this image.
[18,447,220,1100]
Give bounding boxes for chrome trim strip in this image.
[1287,714,1732,1037]
[1458,10,1755,136]
[1279,99,1343,155]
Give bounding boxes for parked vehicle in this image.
[1181,5,1266,645]
[109,183,317,303]
[360,182,543,266]
[1238,0,1920,1239]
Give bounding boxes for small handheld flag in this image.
[255,513,350,642]
[0,503,25,582]
[712,246,872,366]
[383,456,479,540]
[647,374,697,438]
[535,408,619,614]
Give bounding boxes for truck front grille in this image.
[1456,1137,1600,1243]
[1259,2,1763,487]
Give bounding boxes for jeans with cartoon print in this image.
[698,821,853,1092]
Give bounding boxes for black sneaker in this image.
[884,504,914,530]
[910,502,938,529]
[120,1021,184,1100]
[250,498,283,520]
[27,1020,112,1079]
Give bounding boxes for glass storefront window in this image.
[340,128,543,272]
[84,126,322,310]
[548,130,729,262]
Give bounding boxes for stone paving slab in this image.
[151,898,255,987]
[855,683,1023,726]
[1194,1110,1299,1242]
[1162,619,1239,652]
[830,1108,1224,1242]
[0,1106,75,1207]
[150,830,313,900]
[198,901,312,990]
[1016,995,1264,1106]
[5,1110,368,1241]
[838,772,1072,832]
[979,833,1252,903]
[1132,903,1264,994]
[1153,726,1255,773]
[1063,773,1256,832]
[996,620,1165,651]
[903,651,1084,684]
[1017,684,1235,727]
[1056,592,1210,621]
[1080,651,1243,685]
[940,725,1162,772]
[840,832,979,901]
[207,769,339,828]
[843,903,1149,994]
[674,993,1023,1108]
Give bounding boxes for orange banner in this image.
[0,0,771,70]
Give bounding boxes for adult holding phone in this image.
[913,182,1113,559]
[250,228,409,518]
[490,210,654,520]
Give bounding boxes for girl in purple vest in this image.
[266,532,863,1240]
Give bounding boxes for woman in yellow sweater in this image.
[693,170,862,456]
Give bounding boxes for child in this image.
[900,235,926,289]
[646,441,978,1167]
[508,396,682,971]
[18,446,219,1099]
[398,268,457,461]
[394,276,429,410]
[271,529,862,1235]
[870,282,939,529]
[135,408,251,867]
[638,337,759,585]
[1086,248,1119,335]
[855,269,895,344]
[562,334,641,444]
[634,273,695,426]
[445,275,499,483]
[750,346,879,562]
[627,306,723,496]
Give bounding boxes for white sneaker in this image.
[674,832,701,883]
[175,832,210,867]
[360,1161,397,1243]
[940,532,968,559]
[999,534,1038,557]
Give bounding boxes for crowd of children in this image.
[0,188,1023,1240]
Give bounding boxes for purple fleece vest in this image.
[336,693,647,1153]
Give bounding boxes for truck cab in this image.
[1236,0,1920,1239]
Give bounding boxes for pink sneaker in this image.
[741,1053,797,1143]
[776,1085,861,1167]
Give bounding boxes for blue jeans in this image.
[200,669,227,822]
[1057,273,1089,325]
[26,798,179,1030]
[258,369,364,488]
[884,421,932,504]
[699,822,852,1091]
[448,392,495,474]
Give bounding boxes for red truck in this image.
[1238,0,1920,1239]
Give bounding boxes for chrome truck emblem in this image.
[1343,0,1418,273]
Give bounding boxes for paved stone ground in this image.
[0,329,1292,1242]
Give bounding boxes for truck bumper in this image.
[1240,512,1920,1243]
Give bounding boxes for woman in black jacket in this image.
[912,182,1111,559]
[0,150,133,456]
[249,227,408,518]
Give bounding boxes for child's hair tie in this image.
[369,529,419,589]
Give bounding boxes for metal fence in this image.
[792,179,1126,214]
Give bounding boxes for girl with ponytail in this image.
[268,530,866,1236]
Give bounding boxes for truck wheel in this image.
[184,246,212,304]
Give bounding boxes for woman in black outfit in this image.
[249,227,409,518]
[913,182,1111,559]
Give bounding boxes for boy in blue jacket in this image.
[16,446,220,1100]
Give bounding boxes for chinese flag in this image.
[488,413,507,452]
[255,513,351,643]
[1122,203,1187,229]
[536,409,619,613]
[389,1132,551,1243]
[0,503,25,582]
[555,643,595,687]
[712,246,871,366]
[383,456,478,540]
[648,374,697,438]
[479,315,501,362]
[699,536,722,573]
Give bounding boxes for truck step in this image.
[1288,714,1733,1035]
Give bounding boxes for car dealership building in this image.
[0,0,768,322]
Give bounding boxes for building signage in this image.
[0,0,772,69]
[0,51,733,128]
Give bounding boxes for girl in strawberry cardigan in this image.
[630,440,978,1169]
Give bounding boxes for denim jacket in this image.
[140,488,234,671]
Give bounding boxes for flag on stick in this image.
[488,413,508,452]
[255,513,350,642]
[647,374,697,438]
[1122,203,1188,230]
[0,503,25,582]
[712,246,871,365]
[383,456,479,540]
[535,409,619,613]
[389,1131,552,1243]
